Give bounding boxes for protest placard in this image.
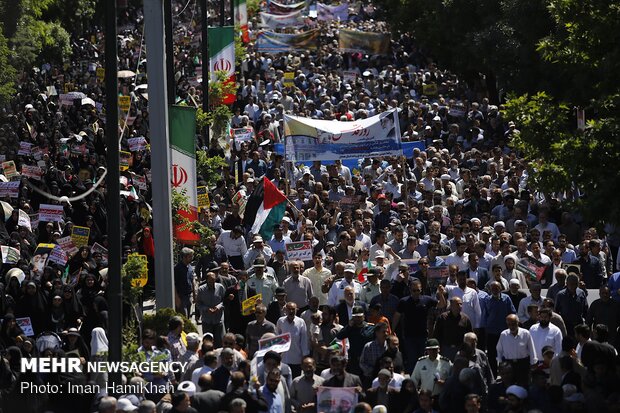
[32,243,55,274]
[256,332,291,357]
[18,141,33,156]
[516,256,547,282]
[21,165,43,180]
[0,182,20,198]
[241,294,263,316]
[120,151,132,171]
[127,253,149,287]
[317,387,358,413]
[283,72,295,87]
[427,265,449,290]
[197,186,210,210]
[92,242,109,262]
[285,241,313,261]
[1,245,21,264]
[2,161,18,178]
[18,210,31,231]
[48,245,68,266]
[128,136,147,152]
[118,95,131,111]
[58,236,79,256]
[232,127,255,151]
[38,204,64,222]
[71,226,91,247]
[16,317,35,337]
[133,174,147,191]
[422,83,438,96]
[96,67,105,82]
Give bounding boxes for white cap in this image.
[253,235,264,243]
[375,250,385,259]
[509,278,521,286]
[344,263,356,273]
[440,174,451,180]
[494,221,505,228]
[116,398,138,412]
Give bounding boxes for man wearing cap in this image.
[327,263,362,307]
[411,338,452,397]
[496,314,537,386]
[243,235,274,269]
[247,257,279,305]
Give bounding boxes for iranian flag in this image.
[357,256,372,282]
[234,0,250,43]
[245,177,287,240]
[208,26,236,105]
[169,105,199,243]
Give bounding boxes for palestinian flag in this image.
[208,26,236,104]
[234,0,250,43]
[357,256,372,282]
[245,177,287,240]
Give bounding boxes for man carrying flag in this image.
[244,176,288,241]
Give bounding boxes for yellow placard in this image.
[283,72,295,86]
[422,83,438,96]
[197,186,210,210]
[64,83,75,93]
[118,95,131,112]
[71,226,90,248]
[241,294,262,316]
[128,253,148,287]
[96,67,105,82]
[120,151,132,171]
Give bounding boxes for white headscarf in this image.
[90,327,109,355]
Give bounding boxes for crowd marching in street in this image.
[1,0,620,412]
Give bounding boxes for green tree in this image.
[0,30,15,105]
[504,0,620,225]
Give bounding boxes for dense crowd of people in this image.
[1,0,620,412]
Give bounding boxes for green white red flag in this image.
[234,0,250,42]
[208,26,236,104]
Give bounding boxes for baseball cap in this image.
[352,306,365,316]
[344,263,356,273]
[185,332,200,347]
[375,250,385,259]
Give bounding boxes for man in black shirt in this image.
[392,278,446,372]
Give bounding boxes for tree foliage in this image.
[504,0,620,225]
[0,30,15,105]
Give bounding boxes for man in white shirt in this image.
[327,264,361,306]
[302,253,332,306]
[445,271,482,328]
[445,240,470,271]
[496,314,537,386]
[216,226,247,270]
[277,302,309,379]
[517,283,545,323]
[529,307,563,359]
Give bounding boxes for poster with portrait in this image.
[31,243,55,275]
[317,387,358,413]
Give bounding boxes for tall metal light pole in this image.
[104,0,122,390]
[164,0,176,105]
[144,0,176,309]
